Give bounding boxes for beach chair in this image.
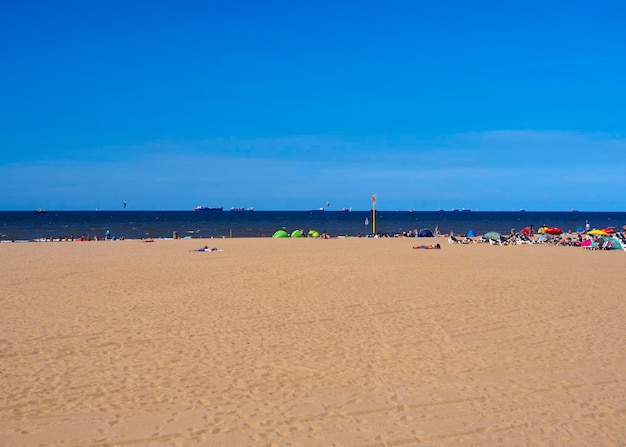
[489,237,508,246]
[448,235,461,244]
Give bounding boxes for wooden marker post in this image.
[371,194,377,234]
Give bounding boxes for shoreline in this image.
[4,228,624,251]
[2,210,625,243]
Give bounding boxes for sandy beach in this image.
[1,237,625,446]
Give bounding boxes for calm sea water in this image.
[1,210,625,242]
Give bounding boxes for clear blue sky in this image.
[1,1,625,211]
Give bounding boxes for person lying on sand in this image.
[193,246,221,252]
[413,243,441,249]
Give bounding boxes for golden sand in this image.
[1,238,625,446]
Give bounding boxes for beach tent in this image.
[272,230,289,238]
[600,237,623,250]
[291,229,303,238]
[482,231,501,241]
[467,229,476,237]
[308,230,320,238]
[418,228,434,237]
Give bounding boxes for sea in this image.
[1,210,625,242]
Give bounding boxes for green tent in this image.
[308,230,320,238]
[273,230,289,238]
[291,229,303,238]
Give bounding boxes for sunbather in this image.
[194,246,220,252]
[413,243,441,249]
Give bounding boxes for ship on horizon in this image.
[229,207,255,211]
[193,205,223,211]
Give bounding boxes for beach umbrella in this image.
[482,231,501,241]
[588,229,609,236]
[543,227,561,235]
[308,230,320,238]
[291,229,303,238]
[602,227,616,234]
[272,230,289,238]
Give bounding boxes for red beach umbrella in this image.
[602,227,616,234]
[544,227,563,235]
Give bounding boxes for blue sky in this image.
[1,1,625,211]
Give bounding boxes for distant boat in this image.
[462,208,472,212]
[341,208,352,212]
[193,205,223,211]
[571,208,579,212]
[229,207,254,211]
[519,208,526,212]
[36,208,48,214]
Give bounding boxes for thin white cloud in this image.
[2,130,625,210]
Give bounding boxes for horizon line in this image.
[3,209,623,213]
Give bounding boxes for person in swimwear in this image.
[196,246,219,251]
[412,243,441,249]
